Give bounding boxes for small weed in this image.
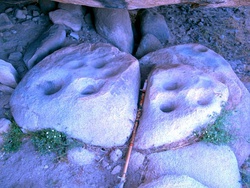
[194,108,234,145]
[1,119,25,152]
[240,157,250,188]
[31,128,82,159]
[1,118,82,160]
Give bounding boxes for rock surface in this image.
[0,118,11,145]
[23,24,66,69]
[53,0,250,9]
[10,43,140,148]
[93,8,134,54]
[144,142,241,188]
[135,64,229,150]
[135,34,162,59]
[139,175,207,188]
[49,9,82,31]
[138,9,170,44]
[138,44,250,164]
[0,13,14,31]
[0,59,19,88]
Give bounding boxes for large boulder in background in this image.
[93,8,134,54]
[10,43,140,148]
[137,43,250,166]
[53,0,250,9]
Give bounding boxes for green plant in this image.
[1,119,25,152]
[194,108,234,145]
[240,157,250,188]
[31,128,82,159]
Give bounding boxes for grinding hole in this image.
[43,81,63,95]
[160,102,176,113]
[197,92,214,106]
[103,69,118,78]
[81,85,97,95]
[64,60,85,69]
[163,81,180,91]
[93,61,106,69]
[197,46,208,52]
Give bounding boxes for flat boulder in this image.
[53,0,250,9]
[137,44,250,165]
[135,64,229,150]
[10,43,140,148]
[144,142,241,188]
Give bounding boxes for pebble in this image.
[32,11,40,17]
[111,165,121,175]
[69,32,80,40]
[8,52,23,61]
[5,8,13,14]
[0,118,11,133]
[15,9,26,19]
[109,149,123,162]
[102,160,109,169]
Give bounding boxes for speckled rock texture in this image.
[10,43,140,148]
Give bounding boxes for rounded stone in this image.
[10,43,140,148]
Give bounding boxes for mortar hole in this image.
[197,93,214,106]
[160,102,176,113]
[163,81,180,90]
[196,46,208,52]
[93,61,106,69]
[43,81,63,95]
[81,85,97,95]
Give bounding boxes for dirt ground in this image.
[0,2,249,188]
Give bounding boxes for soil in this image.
[0,2,249,188]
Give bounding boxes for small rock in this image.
[15,9,27,19]
[101,160,109,169]
[8,52,23,61]
[0,59,19,88]
[32,17,40,22]
[0,84,14,94]
[43,165,49,169]
[109,149,122,162]
[69,32,79,40]
[67,148,95,166]
[23,24,66,69]
[129,152,145,172]
[0,13,14,31]
[5,8,13,14]
[94,8,134,53]
[135,34,162,58]
[38,0,57,13]
[138,9,170,44]
[111,165,121,175]
[32,11,40,17]
[49,9,82,31]
[26,15,32,20]
[139,175,207,188]
[0,118,11,133]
